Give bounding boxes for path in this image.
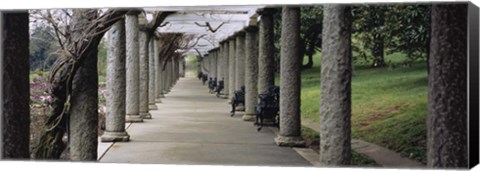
[99,76,312,166]
[301,119,425,168]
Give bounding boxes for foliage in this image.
[383,4,430,63]
[272,5,324,71]
[351,4,430,67]
[29,25,58,71]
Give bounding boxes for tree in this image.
[273,6,324,71]
[29,25,58,71]
[31,9,128,159]
[352,5,387,67]
[384,4,430,66]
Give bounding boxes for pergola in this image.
[144,5,265,55]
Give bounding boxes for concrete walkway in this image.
[99,77,312,167]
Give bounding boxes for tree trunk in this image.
[371,33,385,68]
[427,4,468,168]
[320,4,352,166]
[2,11,30,159]
[68,9,99,161]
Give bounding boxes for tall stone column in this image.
[223,41,229,97]
[243,26,259,121]
[154,39,164,102]
[214,50,218,80]
[148,38,158,110]
[257,8,276,95]
[319,5,352,165]
[165,59,172,92]
[228,38,236,100]
[274,7,305,147]
[2,11,30,159]
[235,31,246,91]
[101,19,130,142]
[138,29,151,119]
[125,11,143,122]
[428,4,468,168]
[216,48,222,85]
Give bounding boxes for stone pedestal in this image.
[101,19,130,142]
[274,7,304,147]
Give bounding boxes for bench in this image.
[208,77,217,93]
[230,86,245,117]
[254,86,280,131]
[215,78,224,98]
[202,74,208,85]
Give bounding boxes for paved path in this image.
[99,77,312,167]
[301,119,425,168]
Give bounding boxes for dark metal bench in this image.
[197,71,203,80]
[215,78,224,98]
[230,86,245,117]
[208,77,217,93]
[254,86,280,131]
[202,74,208,85]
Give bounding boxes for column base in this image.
[101,131,130,142]
[149,104,158,110]
[242,113,256,121]
[235,105,245,111]
[126,114,143,123]
[155,98,162,103]
[274,135,306,147]
[160,94,165,98]
[141,112,152,119]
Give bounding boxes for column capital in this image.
[244,25,259,33]
[234,30,246,37]
[126,9,143,15]
[256,8,277,16]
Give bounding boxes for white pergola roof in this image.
[144,5,266,56]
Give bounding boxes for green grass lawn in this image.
[276,52,428,164]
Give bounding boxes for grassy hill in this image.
[276,52,428,163]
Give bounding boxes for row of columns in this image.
[101,11,182,142]
[201,7,304,146]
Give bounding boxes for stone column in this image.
[228,38,236,100]
[257,8,276,95]
[154,39,164,102]
[148,38,158,110]
[213,50,218,80]
[428,4,468,168]
[165,59,172,92]
[217,48,222,85]
[235,31,246,91]
[101,19,130,142]
[320,5,352,165]
[138,30,151,119]
[2,11,30,159]
[243,26,259,121]
[125,11,143,122]
[223,41,229,97]
[274,7,305,147]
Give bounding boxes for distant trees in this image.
[352,4,431,67]
[29,25,58,71]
